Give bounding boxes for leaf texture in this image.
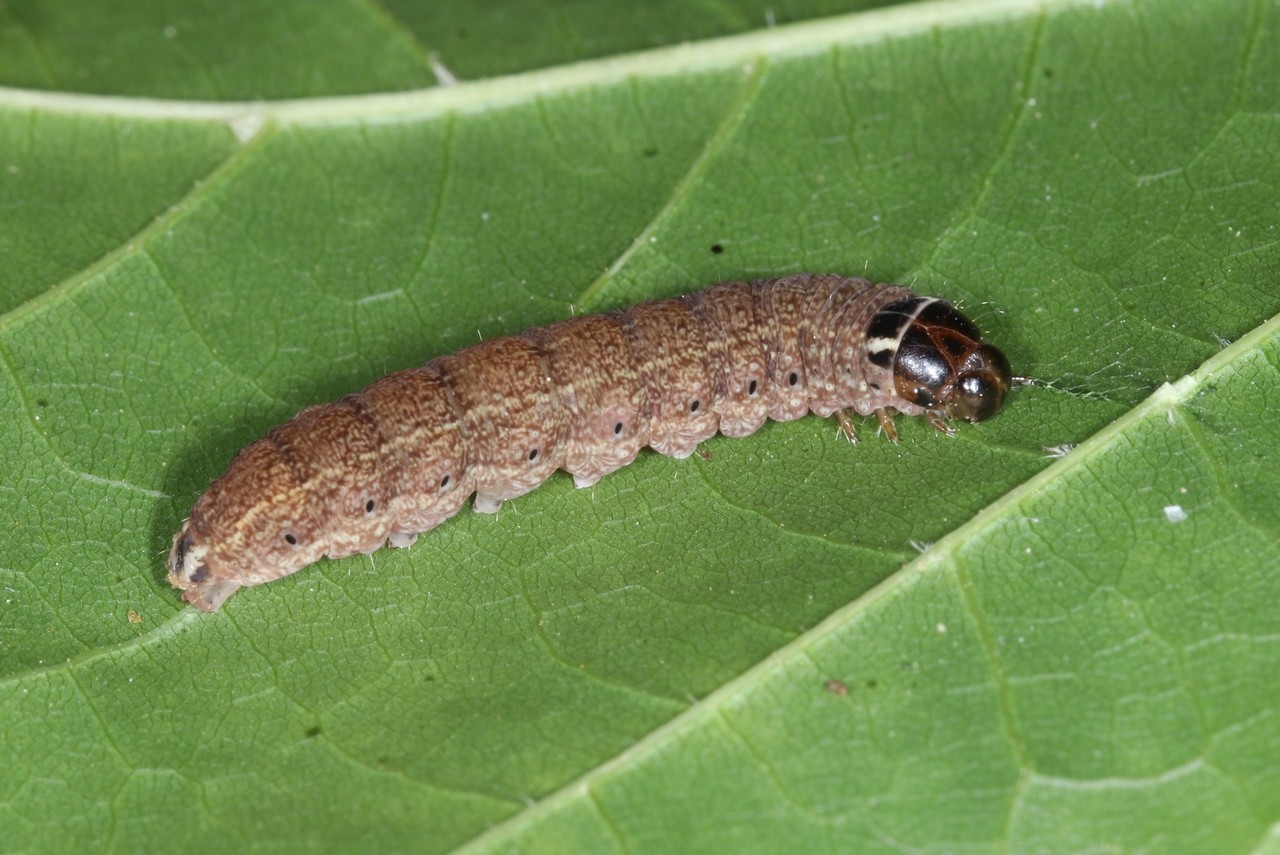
[0,0,1276,852]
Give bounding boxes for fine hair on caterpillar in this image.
[169,274,1015,611]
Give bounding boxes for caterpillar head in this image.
[168,438,322,611]
[892,300,1013,423]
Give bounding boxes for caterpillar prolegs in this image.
[169,274,1014,611]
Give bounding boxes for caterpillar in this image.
[169,274,1013,611]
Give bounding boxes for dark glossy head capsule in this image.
[893,300,1012,423]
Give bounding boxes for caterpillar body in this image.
[169,274,1013,611]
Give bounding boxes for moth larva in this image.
[169,274,1013,611]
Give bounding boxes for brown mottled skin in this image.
[169,274,1012,611]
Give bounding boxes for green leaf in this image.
[0,0,903,98]
[2,0,1277,852]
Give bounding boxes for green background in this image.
[0,0,1276,852]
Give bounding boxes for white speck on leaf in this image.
[229,114,265,143]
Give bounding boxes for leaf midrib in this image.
[0,0,1093,125]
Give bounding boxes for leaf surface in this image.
[0,0,1277,852]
